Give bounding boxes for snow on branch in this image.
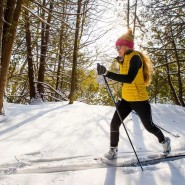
[22,5,52,27]
[34,81,68,101]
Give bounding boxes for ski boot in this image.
[104,147,118,160]
[162,137,171,156]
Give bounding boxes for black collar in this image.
[124,49,134,55]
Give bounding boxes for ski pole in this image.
[131,111,180,138]
[155,125,180,138]
[103,75,144,171]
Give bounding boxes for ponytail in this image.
[138,52,153,86]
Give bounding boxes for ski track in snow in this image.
[1,150,185,175]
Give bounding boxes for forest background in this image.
[0,0,184,115]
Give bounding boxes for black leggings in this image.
[110,99,165,147]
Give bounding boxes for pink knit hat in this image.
[115,29,134,49]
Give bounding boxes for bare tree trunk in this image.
[24,3,37,102]
[127,0,130,29]
[0,0,4,114]
[37,0,53,100]
[56,29,63,92]
[56,2,66,95]
[170,35,184,106]
[133,0,137,35]
[165,56,181,105]
[69,0,82,104]
[0,0,3,59]
[2,0,16,42]
[0,0,24,114]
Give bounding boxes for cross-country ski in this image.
[98,151,185,167]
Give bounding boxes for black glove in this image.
[97,63,107,75]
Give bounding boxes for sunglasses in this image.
[116,46,123,50]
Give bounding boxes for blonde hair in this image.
[118,29,153,86]
[138,52,153,86]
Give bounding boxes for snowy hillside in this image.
[0,101,185,185]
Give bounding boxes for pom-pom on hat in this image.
[116,29,134,49]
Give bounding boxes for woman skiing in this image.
[97,29,171,160]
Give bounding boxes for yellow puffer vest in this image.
[119,51,149,101]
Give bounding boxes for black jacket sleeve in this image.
[106,55,142,83]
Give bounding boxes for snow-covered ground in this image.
[0,101,185,185]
